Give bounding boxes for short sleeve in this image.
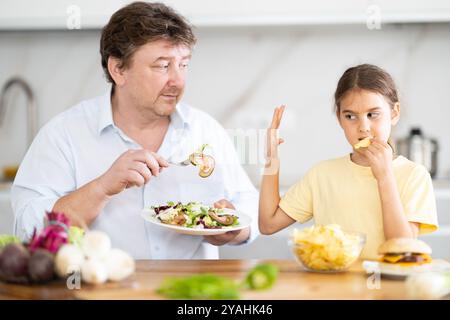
[401,165,439,235]
[279,168,314,223]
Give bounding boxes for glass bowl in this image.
[288,231,366,273]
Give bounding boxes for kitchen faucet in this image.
[0,77,37,148]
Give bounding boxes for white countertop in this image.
[433,179,450,199]
[1,178,449,257]
[1,179,450,198]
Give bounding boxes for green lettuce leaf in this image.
[156,263,279,299]
[157,274,240,299]
[0,235,20,248]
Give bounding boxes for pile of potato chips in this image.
[292,224,364,271]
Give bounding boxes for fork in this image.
[168,158,191,166]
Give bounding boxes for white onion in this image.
[81,259,108,284]
[406,272,450,300]
[104,249,135,282]
[54,244,84,277]
[81,230,111,260]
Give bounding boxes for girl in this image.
[259,64,438,260]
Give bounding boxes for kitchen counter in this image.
[0,259,414,300]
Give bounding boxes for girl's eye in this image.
[368,112,380,119]
[345,114,356,120]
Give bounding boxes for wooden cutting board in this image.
[0,279,77,299]
[0,259,418,300]
[0,274,144,300]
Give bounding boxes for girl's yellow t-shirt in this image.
[279,154,438,260]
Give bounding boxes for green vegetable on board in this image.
[156,263,279,299]
[0,235,20,248]
[157,274,241,300]
[243,263,279,290]
[68,226,85,247]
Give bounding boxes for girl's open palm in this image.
[266,105,285,160]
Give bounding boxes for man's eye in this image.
[153,64,169,69]
[180,62,189,69]
[368,112,379,119]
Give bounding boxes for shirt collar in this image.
[170,102,190,131]
[97,91,190,135]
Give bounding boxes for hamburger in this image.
[378,238,432,266]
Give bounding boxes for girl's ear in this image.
[391,102,400,126]
[108,56,126,87]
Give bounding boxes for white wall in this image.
[2,0,450,29]
[1,23,450,187]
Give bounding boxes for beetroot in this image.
[28,249,55,283]
[0,211,71,285]
[0,243,30,284]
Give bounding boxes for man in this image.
[11,2,258,259]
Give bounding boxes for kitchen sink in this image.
[0,181,13,234]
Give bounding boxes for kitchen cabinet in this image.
[0,259,420,299]
[0,0,450,30]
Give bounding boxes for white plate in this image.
[362,259,450,280]
[141,207,252,236]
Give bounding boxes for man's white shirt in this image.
[11,92,259,259]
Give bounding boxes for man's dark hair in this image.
[100,2,196,86]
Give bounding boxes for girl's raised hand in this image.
[266,105,285,163]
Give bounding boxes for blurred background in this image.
[0,0,449,259]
